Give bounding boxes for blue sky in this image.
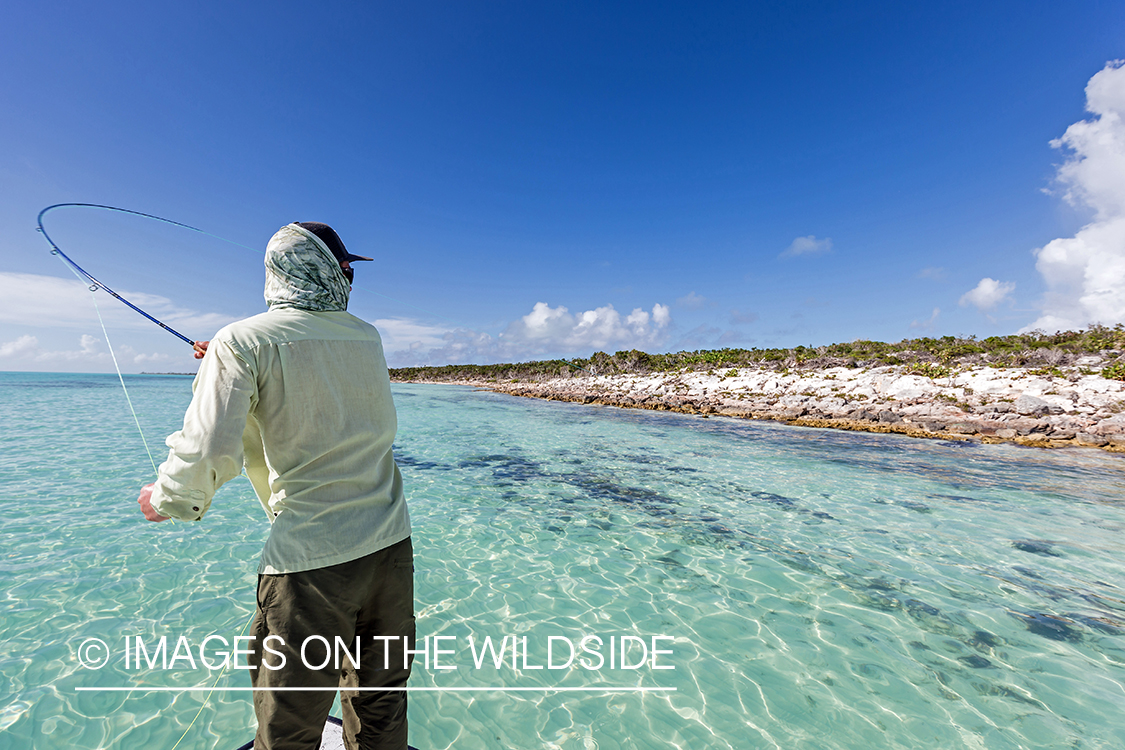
[3,0,1124,372]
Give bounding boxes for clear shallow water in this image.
[2,372,1125,749]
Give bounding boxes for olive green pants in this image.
[249,537,415,750]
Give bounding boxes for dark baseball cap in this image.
[295,222,374,263]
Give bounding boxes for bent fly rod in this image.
[37,203,592,372]
[35,203,244,347]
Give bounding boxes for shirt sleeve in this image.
[149,338,258,521]
[241,413,277,521]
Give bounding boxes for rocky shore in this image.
[396,364,1125,452]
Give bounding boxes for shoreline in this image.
[394,365,1125,453]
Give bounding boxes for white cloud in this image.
[0,272,239,333]
[79,334,100,355]
[780,235,833,258]
[0,335,39,357]
[910,307,941,330]
[131,351,176,365]
[916,267,947,281]
[1025,60,1125,331]
[373,318,455,353]
[0,332,181,370]
[675,291,708,309]
[503,302,671,351]
[0,333,109,365]
[377,301,673,367]
[960,278,1015,311]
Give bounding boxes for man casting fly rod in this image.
[137,222,415,750]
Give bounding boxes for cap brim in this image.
[343,254,374,262]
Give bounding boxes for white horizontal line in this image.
[75,686,676,693]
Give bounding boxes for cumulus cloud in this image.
[0,332,183,370]
[131,351,176,365]
[780,235,833,258]
[0,335,39,357]
[373,318,455,354]
[377,301,674,367]
[0,272,239,333]
[960,278,1016,311]
[503,302,671,351]
[0,333,101,364]
[1025,60,1125,331]
[78,334,100,355]
[0,333,107,365]
[372,318,505,368]
[675,291,708,309]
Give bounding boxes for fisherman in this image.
[137,222,414,750]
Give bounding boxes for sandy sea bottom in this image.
[2,373,1124,749]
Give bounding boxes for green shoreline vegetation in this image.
[390,324,1125,383]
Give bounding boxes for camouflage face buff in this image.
[263,224,351,312]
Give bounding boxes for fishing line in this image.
[36,203,573,748]
[38,203,591,372]
[167,608,256,750]
[38,203,257,347]
[46,233,161,475]
[36,201,583,499]
[36,203,258,477]
[39,202,505,347]
[35,204,255,748]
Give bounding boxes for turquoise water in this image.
[2,372,1124,749]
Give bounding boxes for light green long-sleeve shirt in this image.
[150,225,410,574]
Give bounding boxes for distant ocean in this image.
[2,372,1124,749]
